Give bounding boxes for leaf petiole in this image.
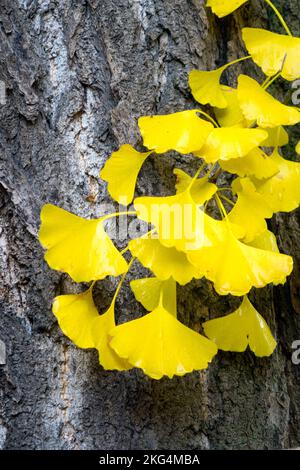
[263,0,292,36]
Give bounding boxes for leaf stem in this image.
[263,0,292,36]
[215,194,229,220]
[102,211,137,221]
[188,162,206,189]
[120,229,156,255]
[224,55,251,69]
[219,194,235,206]
[263,71,282,90]
[113,257,135,303]
[209,166,222,183]
[204,200,209,213]
[218,187,233,192]
[261,76,270,88]
[196,110,219,127]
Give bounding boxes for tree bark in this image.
[0,0,300,450]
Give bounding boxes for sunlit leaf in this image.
[252,149,300,212]
[237,74,300,128]
[52,288,99,349]
[53,287,131,370]
[220,148,279,179]
[130,277,177,315]
[174,168,217,203]
[247,229,280,252]
[100,144,152,205]
[228,177,273,242]
[195,127,267,163]
[206,0,248,18]
[138,110,213,154]
[134,189,243,252]
[188,228,293,296]
[242,28,300,81]
[214,86,248,127]
[203,296,277,356]
[261,126,289,147]
[92,302,132,371]
[39,204,128,282]
[129,235,203,285]
[110,304,217,379]
[189,66,228,108]
[247,229,288,285]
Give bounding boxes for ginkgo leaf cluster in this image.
[38,0,299,380]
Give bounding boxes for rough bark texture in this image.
[0,0,300,450]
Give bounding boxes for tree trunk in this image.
[1,0,300,450]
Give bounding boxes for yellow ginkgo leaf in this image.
[228,177,273,242]
[247,230,288,285]
[138,110,213,154]
[52,287,99,349]
[92,302,132,371]
[189,66,228,108]
[100,144,152,205]
[174,168,217,204]
[220,148,279,179]
[206,0,248,18]
[248,229,279,252]
[39,204,128,282]
[214,86,248,127]
[261,126,289,147]
[188,228,293,296]
[129,235,202,285]
[296,141,300,154]
[195,127,268,163]
[130,277,177,315]
[237,75,300,128]
[134,189,242,252]
[203,296,277,357]
[242,28,300,81]
[110,304,217,379]
[248,230,279,253]
[52,286,131,370]
[252,149,300,212]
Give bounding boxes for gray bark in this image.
[0,0,300,450]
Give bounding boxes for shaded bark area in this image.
[0,0,300,450]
